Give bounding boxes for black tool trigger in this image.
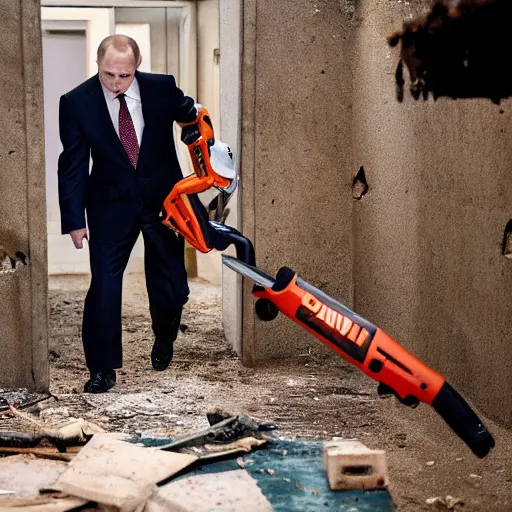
[377,383,394,397]
[377,383,419,408]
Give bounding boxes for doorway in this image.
[40,3,212,278]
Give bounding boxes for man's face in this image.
[98,49,138,95]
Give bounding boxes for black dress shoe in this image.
[84,369,116,393]
[151,339,174,371]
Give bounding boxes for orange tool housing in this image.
[253,273,445,405]
[161,107,232,253]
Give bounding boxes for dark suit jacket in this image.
[57,71,196,241]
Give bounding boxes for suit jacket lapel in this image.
[87,75,134,169]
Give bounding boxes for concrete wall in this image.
[224,0,355,364]
[221,0,512,425]
[0,0,48,390]
[352,0,512,426]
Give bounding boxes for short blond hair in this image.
[97,35,140,65]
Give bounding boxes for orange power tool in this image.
[222,255,495,458]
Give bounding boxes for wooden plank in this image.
[0,447,74,462]
[0,496,86,511]
[51,434,197,510]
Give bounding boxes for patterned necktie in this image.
[117,93,139,168]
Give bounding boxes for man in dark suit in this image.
[58,35,198,393]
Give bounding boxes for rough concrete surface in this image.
[219,0,243,357]
[238,0,355,365]
[0,0,48,391]
[0,274,507,511]
[352,0,512,426]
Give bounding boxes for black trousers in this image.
[82,216,189,372]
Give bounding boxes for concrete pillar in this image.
[0,0,48,391]
[220,0,354,364]
[219,0,243,354]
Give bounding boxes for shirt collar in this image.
[125,78,141,102]
[101,77,141,102]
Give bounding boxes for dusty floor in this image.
[5,273,512,511]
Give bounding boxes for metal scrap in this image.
[0,406,104,452]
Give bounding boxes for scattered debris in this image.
[0,389,51,413]
[206,408,278,432]
[203,436,268,453]
[50,434,197,511]
[4,405,104,452]
[39,407,70,423]
[426,495,464,509]
[0,455,87,510]
[43,275,509,509]
[158,411,274,455]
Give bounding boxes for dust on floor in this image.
[14,274,512,510]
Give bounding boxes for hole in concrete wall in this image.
[502,220,512,258]
[342,465,374,476]
[352,166,368,200]
[395,60,405,102]
[0,247,27,273]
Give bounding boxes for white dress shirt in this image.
[101,78,145,146]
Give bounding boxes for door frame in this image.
[41,1,197,97]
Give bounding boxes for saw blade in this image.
[221,255,276,288]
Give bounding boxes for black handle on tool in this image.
[432,381,495,458]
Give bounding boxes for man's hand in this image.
[70,228,88,249]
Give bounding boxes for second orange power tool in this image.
[222,255,495,459]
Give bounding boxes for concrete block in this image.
[323,439,389,491]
